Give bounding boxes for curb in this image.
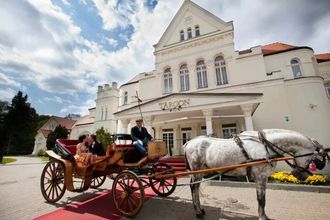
[209,180,330,193]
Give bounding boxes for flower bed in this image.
[271,171,327,185]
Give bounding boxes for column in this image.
[118,119,129,134]
[143,116,154,137]
[241,104,254,131]
[202,109,213,135]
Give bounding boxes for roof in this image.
[120,74,141,87]
[40,129,52,138]
[52,116,76,129]
[238,42,314,57]
[261,42,296,55]
[73,115,94,126]
[315,53,330,63]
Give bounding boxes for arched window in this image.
[123,91,128,105]
[215,56,228,85]
[180,30,184,41]
[180,64,189,91]
[196,60,208,88]
[195,25,200,37]
[187,28,192,39]
[164,68,172,94]
[291,58,302,78]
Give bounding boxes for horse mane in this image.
[262,129,314,149]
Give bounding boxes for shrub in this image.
[37,148,47,156]
[271,171,327,185]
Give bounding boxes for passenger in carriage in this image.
[88,134,105,156]
[75,134,95,166]
[131,119,153,157]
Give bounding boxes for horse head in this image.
[291,137,328,181]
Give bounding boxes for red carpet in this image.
[34,187,156,220]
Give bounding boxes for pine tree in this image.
[4,91,38,154]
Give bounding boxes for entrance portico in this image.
[114,92,262,156]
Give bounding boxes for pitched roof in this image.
[73,115,94,126]
[40,129,52,138]
[315,53,330,63]
[261,42,296,55]
[52,116,76,129]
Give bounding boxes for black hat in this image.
[136,119,143,122]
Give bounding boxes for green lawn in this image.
[1,157,17,164]
[39,156,49,162]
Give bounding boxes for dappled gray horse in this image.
[184,129,328,220]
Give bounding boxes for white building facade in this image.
[70,0,330,157]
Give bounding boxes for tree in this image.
[95,127,112,149]
[0,100,10,161]
[4,91,38,155]
[46,125,69,150]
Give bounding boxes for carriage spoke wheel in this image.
[91,175,106,189]
[40,160,66,203]
[112,170,144,217]
[149,162,177,197]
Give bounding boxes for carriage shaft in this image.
[152,156,294,179]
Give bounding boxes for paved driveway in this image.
[1,157,330,220]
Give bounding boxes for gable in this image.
[40,118,59,131]
[154,0,233,50]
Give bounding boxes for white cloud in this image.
[0,87,17,101]
[44,96,65,104]
[0,0,329,116]
[92,0,129,30]
[105,37,118,47]
[0,72,21,87]
[59,99,95,115]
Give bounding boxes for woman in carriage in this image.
[75,134,95,166]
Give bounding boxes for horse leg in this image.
[190,174,205,218]
[255,175,270,220]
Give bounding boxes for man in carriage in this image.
[131,118,153,157]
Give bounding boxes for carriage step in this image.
[159,156,186,172]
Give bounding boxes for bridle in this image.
[257,131,329,176]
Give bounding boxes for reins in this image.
[257,131,321,175]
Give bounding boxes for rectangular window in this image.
[162,129,174,156]
[180,74,189,91]
[197,66,208,88]
[164,77,172,93]
[200,126,206,136]
[181,128,192,146]
[222,123,237,139]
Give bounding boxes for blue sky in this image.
[0,0,329,117]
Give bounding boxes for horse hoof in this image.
[201,209,205,215]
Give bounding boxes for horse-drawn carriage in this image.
[40,134,177,217]
[41,129,329,219]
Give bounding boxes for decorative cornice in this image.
[156,32,232,56]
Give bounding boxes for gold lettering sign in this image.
[159,98,190,111]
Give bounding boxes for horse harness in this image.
[257,131,327,175]
[232,131,327,176]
